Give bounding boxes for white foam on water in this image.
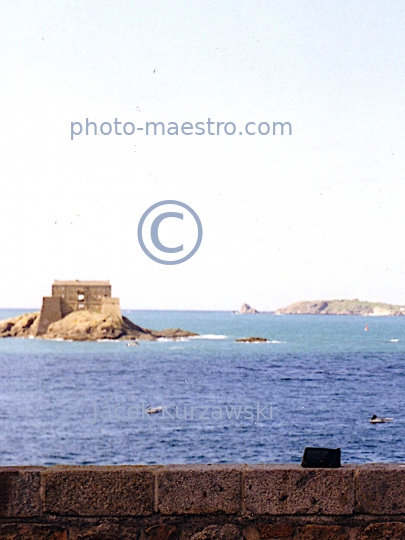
[158,334,227,342]
[237,340,285,344]
[157,336,190,342]
[189,334,227,340]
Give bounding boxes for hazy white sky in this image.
[0,0,404,310]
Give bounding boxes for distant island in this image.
[237,303,259,314]
[276,299,405,316]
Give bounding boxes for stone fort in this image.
[36,280,121,335]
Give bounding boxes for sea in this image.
[0,309,404,466]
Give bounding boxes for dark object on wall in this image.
[301,447,341,468]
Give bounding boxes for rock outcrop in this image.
[238,303,259,314]
[0,311,198,341]
[235,336,268,343]
[0,312,40,337]
[276,299,405,316]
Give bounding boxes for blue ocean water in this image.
[0,309,404,465]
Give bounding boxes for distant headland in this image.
[0,280,197,341]
[276,299,405,316]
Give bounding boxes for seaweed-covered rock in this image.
[236,337,268,343]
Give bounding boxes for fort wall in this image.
[0,464,405,538]
[36,297,63,336]
[36,280,120,335]
[52,281,112,312]
[101,297,122,319]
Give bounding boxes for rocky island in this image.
[238,303,259,314]
[276,299,405,316]
[0,310,198,341]
[0,280,198,341]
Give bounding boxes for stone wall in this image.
[52,281,112,313]
[1,464,405,538]
[36,297,63,336]
[101,297,122,319]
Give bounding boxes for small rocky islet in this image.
[238,302,259,314]
[235,336,268,343]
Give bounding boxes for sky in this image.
[0,0,404,310]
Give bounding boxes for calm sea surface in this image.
[0,309,404,465]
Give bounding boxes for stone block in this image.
[43,466,155,516]
[244,465,355,515]
[356,464,405,514]
[76,522,126,539]
[359,522,405,539]
[298,525,349,540]
[157,465,242,515]
[190,524,243,539]
[144,524,178,539]
[242,526,261,540]
[0,525,67,539]
[257,523,294,538]
[0,467,41,517]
